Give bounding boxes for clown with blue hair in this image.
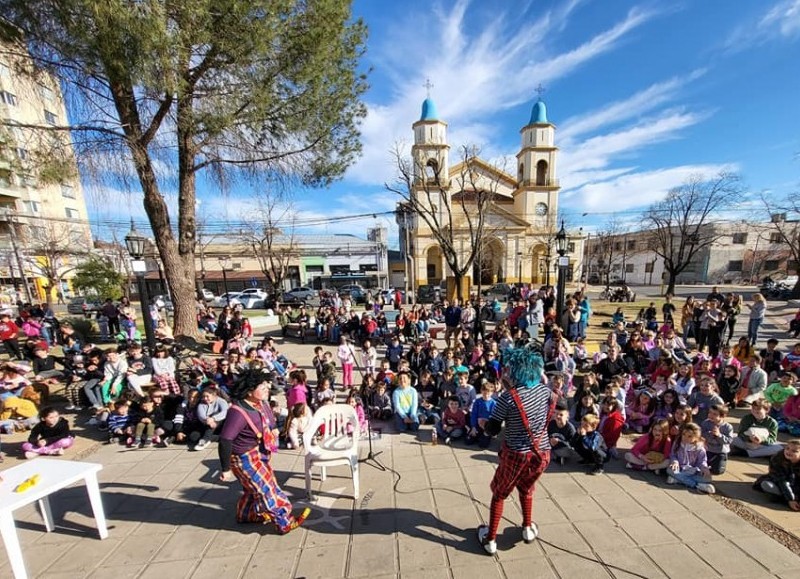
[477,345,557,555]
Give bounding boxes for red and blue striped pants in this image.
[230,446,293,530]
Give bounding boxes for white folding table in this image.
[0,459,107,579]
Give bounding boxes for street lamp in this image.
[218,256,231,305]
[124,219,156,351]
[517,251,523,283]
[555,220,569,333]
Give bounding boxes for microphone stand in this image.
[348,340,386,471]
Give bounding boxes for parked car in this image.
[199,288,215,302]
[481,283,512,302]
[212,292,242,307]
[67,296,102,316]
[152,294,174,312]
[348,288,367,304]
[338,284,364,294]
[283,286,316,302]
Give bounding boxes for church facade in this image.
[400,95,583,292]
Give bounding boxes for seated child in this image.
[701,404,734,475]
[730,399,783,458]
[571,392,598,427]
[436,396,467,444]
[467,382,496,448]
[688,378,724,424]
[778,391,800,436]
[572,414,607,475]
[368,383,393,420]
[270,399,288,433]
[315,378,336,408]
[548,404,577,465]
[667,423,715,494]
[285,403,312,449]
[454,369,477,415]
[626,390,655,434]
[22,406,73,458]
[287,370,310,409]
[653,389,680,422]
[669,403,693,439]
[625,419,671,473]
[392,372,419,432]
[416,370,441,425]
[107,400,133,445]
[133,396,164,448]
[599,396,625,459]
[764,372,798,413]
[753,439,800,512]
[346,391,368,436]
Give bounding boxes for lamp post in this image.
[218,256,231,305]
[124,220,156,351]
[517,251,523,283]
[555,220,569,333]
[545,248,552,286]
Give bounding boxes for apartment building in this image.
[0,37,92,302]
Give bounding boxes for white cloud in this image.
[724,0,800,52]
[348,2,657,186]
[568,163,738,213]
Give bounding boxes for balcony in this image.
[519,177,560,188]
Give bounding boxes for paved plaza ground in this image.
[0,285,799,578]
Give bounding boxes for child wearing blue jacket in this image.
[572,414,607,475]
[392,372,419,432]
[467,382,496,448]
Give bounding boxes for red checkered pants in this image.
[490,444,550,499]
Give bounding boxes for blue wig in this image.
[503,346,545,389]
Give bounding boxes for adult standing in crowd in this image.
[218,369,310,534]
[749,293,767,346]
[477,347,556,555]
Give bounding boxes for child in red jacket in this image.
[0,312,23,360]
[599,396,625,459]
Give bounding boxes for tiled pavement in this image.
[2,424,800,579]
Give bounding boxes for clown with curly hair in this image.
[218,368,310,534]
[477,346,557,555]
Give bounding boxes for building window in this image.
[0,91,17,106]
[43,110,57,125]
[21,174,36,187]
[728,260,743,272]
[763,260,780,271]
[330,265,351,275]
[15,148,27,161]
[61,184,76,199]
[627,240,636,251]
[732,233,747,244]
[769,232,783,244]
[567,242,575,253]
[65,207,79,219]
[625,264,634,273]
[645,262,654,273]
[614,242,622,251]
[39,86,55,101]
[23,200,41,213]
[305,265,323,273]
[0,63,9,77]
[359,264,377,272]
[592,245,600,254]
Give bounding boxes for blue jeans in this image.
[436,423,463,440]
[395,413,420,432]
[417,407,440,425]
[748,318,762,346]
[670,469,706,489]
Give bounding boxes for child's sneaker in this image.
[142,438,153,448]
[108,436,119,445]
[53,448,65,456]
[24,450,38,459]
[589,465,604,475]
[476,525,497,555]
[522,523,539,544]
[278,507,311,535]
[65,404,76,411]
[697,483,716,495]
[666,476,677,485]
[152,436,161,446]
[125,437,135,448]
[195,438,210,451]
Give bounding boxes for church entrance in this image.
[473,238,504,285]
[425,246,443,284]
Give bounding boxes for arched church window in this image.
[518,163,524,183]
[425,159,439,183]
[536,160,548,186]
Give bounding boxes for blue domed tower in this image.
[514,94,560,225]
[412,93,450,186]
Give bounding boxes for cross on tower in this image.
[535,83,546,100]
[423,78,434,98]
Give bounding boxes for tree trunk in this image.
[665,272,677,296]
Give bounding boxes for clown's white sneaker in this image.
[477,525,497,555]
[522,523,539,544]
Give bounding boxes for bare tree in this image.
[760,192,800,297]
[386,144,505,301]
[591,217,628,288]
[236,195,298,295]
[642,172,743,295]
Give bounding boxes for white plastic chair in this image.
[303,403,360,501]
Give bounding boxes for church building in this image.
[399,94,583,293]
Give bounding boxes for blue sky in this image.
[87,0,800,244]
